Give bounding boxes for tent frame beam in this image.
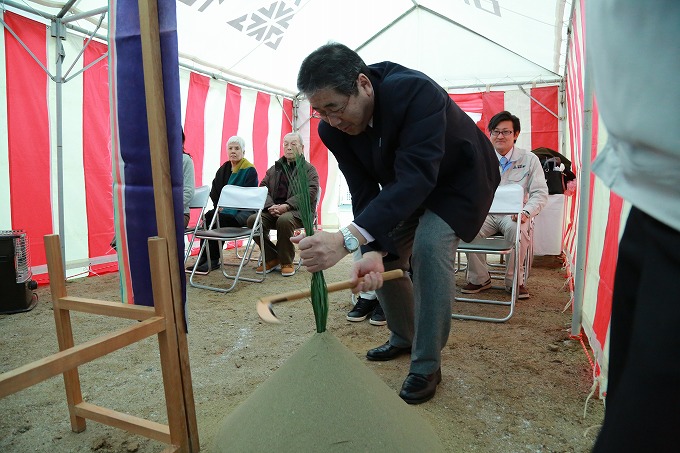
[445,77,562,91]
[355,3,560,80]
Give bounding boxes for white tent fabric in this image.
[5,0,568,94]
[5,0,628,401]
[178,0,568,93]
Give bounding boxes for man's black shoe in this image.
[190,260,220,274]
[369,303,387,326]
[347,296,378,322]
[399,368,442,404]
[366,341,411,361]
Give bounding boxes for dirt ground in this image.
[0,253,604,452]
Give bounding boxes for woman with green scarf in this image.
[188,136,259,273]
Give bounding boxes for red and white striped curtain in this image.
[178,72,329,235]
[0,11,322,282]
[564,0,629,396]
[0,11,113,281]
[449,87,560,153]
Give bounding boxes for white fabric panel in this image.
[533,194,565,255]
[20,1,569,94]
[323,151,341,229]
[359,8,555,89]
[618,203,631,241]
[266,94,283,168]
[0,13,11,229]
[419,0,568,76]
[297,100,312,162]
[48,33,89,277]
[177,0,410,94]
[236,88,257,158]
[503,89,532,151]
[179,69,190,127]
[202,79,227,195]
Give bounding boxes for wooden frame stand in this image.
[0,234,199,452]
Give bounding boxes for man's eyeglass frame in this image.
[310,80,357,121]
[311,95,350,120]
[490,129,514,137]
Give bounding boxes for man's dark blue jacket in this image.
[319,62,501,255]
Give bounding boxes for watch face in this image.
[346,236,359,252]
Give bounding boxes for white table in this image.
[533,194,565,256]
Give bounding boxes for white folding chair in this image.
[487,217,533,280]
[453,184,524,322]
[188,186,268,293]
[184,185,211,266]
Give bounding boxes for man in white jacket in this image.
[461,111,548,299]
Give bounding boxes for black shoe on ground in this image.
[369,303,387,326]
[190,260,220,274]
[347,297,378,322]
[399,368,442,404]
[366,341,411,361]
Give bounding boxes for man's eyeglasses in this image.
[311,95,350,121]
[490,129,514,137]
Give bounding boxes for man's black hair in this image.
[488,110,521,135]
[297,42,370,97]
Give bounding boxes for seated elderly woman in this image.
[188,136,258,273]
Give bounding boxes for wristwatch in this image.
[340,227,360,253]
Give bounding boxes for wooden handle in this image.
[260,269,403,305]
[256,269,404,324]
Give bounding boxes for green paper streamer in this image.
[284,154,328,332]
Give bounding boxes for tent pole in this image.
[558,80,566,155]
[61,6,108,24]
[54,18,67,271]
[571,42,594,336]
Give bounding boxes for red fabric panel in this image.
[594,191,622,350]
[280,98,293,157]
[589,99,599,163]
[481,91,505,132]
[530,86,559,151]
[5,12,51,266]
[220,83,241,163]
[571,20,585,168]
[184,72,210,228]
[184,72,209,186]
[308,116,327,225]
[252,91,270,176]
[449,93,483,113]
[589,100,616,349]
[83,39,114,275]
[563,11,585,259]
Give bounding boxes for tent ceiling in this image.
[11,0,570,95]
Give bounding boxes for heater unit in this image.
[0,230,38,314]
